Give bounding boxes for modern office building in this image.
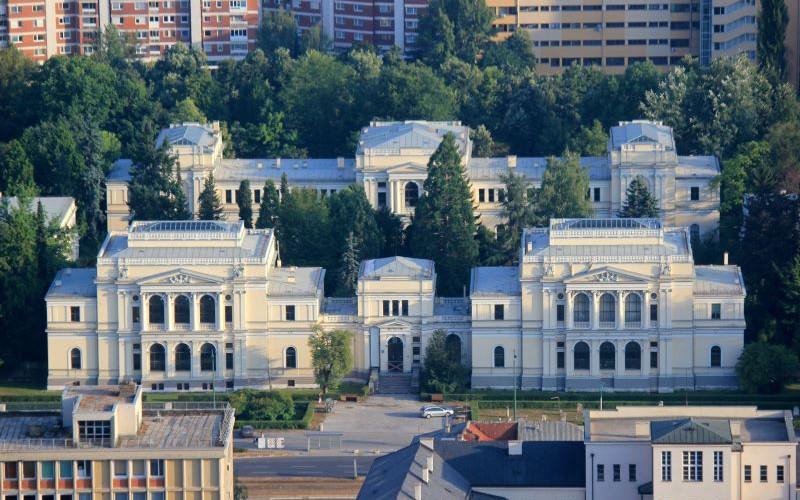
[106,119,721,241]
[0,384,235,500]
[0,0,259,62]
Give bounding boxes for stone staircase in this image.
[377,372,414,394]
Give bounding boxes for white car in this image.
[421,406,454,418]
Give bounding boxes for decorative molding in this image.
[592,271,618,282]
[169,274,192,285]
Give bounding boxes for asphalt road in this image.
[235,456,378,478]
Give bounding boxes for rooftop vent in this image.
[275,158,281,169]
[27,424,43,437]
[508,441,523,456]
[257,162,263,169]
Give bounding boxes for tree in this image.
[758,0,788,81]
[480,30,536,72]
[765,121,800,192]
[300,24,332,54]
[257,8,299,56]
[475,224,502,266]
[422,329,467,393]
[74,120,110,249]
[128,142,190,221]
[416,2,455,67]
[409,133,478,295]
[619,176,660,218]
[255,179,279,229]
[22,120,84,197]
[533,152,594,223]
[197,174,224,220]
[275,188,334,269]
[0,140,36,196]
[567,119,607,157]
[338,232,360,296]
[736,341,798,393]
[373,61,457,121]
[375,207,404,257]
[93,24,138,69]
[496,170,535,265]
[148,43,221,117]
[417,0,494,64]
[237,180,253,228]
[170,97,207,124]
[470,124,494,157]
[0,46,37,142]
[308,325,353,395]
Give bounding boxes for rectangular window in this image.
[22,462,36,479]
[225,351,233,370]
[59,461,73,479]
[613,464,620,482]
[254,189,261,203]
[41,462,55,479]
[650,351,658,369]
[629,463,636,481]
[690,186,700,200]
[711,303,721,319]
[113,460,127,478]
[5,461,18,479]
[557,351,565,369]
[377,192,386,208]
[70,306,81,322]
[662,451,672,481]
[392,300,399,316]
[76,461,91,478]
[478,189,485,203]
[401,300,409,316]
[149,459,164,477]
[79,420,111,440]
[494,304,504,320]
[556,304,564,322]
[597,464,604,482]
[131,460,145,478]
[133,347,141,371]
[115,493,129,500]
[488,189,495,203]
[593,187,601,202]
[760,465,767,482]
[777,464,784,482]
[225,305,232,323]
[713,451,723,481]
[132,305,140,324]
[744,465,751,482]
[382,300,390,316]
[682,451,702,481]
[285,305,295,321]
[225,190,233,204]
[650,304,658,322]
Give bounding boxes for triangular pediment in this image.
[376,319,413,329]
[564,267,651,284]
[137,268,225,286]
[385,162,430,175]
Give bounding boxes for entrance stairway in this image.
[378,372,414,394]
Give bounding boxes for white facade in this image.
[106,120,720,242]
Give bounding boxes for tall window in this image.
[70,348,82,369]
[285,347,297,368]
[574,293,590,323]
[199,295,215,324]
[149,344,165,371]
[682,451,702,481]
[599,342,615,370]
[624,294,641,323]
[285,305,296,321]
[624,342,641,370]
[149,295,165,324]
[613,464,620,481]
[70,306,81,322]
[574,342,590,370]
[744,465,751,482]
[661,451,672,481]
[713,451,723,481]
[760,465,767,482]
[173,295,190,324]
[174,343,191,371]
[777,465,784,483]
[710,346,721,367]
[600,293,615,323]
[494,304,504,320]
[629,464,636,482]
[493,346,505,367]
[711,303,721,319]
[200,343,216,371]
[404,182,419,207]
[596,464,604,482]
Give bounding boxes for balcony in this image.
[573,321,590,329]
[199,323,215,331]
[174,324,190,331]
[625,321,641,328]
[599,321,616,329]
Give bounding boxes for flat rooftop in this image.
[67,385,137,412]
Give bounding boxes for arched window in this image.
[200,343,216,371]
[175,343,191,371]
[70,348,81,370]
[149,344,165,372]
[600,293,616,323]
[625,294,642,323]
[445,334,462,363]
[690,224,700,242]
[199,295,215,324]
[149,295,165,325]
[600,341,615,370]
[573,342,590,371]
[624,342,641,370]
[174,295,190,324]
[404,182,419,208]
[493,346,505,368]
[285,347,297,368]
[574,293,590,323]
[710,346,721,367]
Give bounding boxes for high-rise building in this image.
[0,0,260,62]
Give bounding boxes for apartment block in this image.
[0,0,260,62]
[0,384,234,500]
[261,0,426,53]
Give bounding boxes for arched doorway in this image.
[387,337,403,372]
[445,334,462,364]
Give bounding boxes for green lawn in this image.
[0,382,57,397]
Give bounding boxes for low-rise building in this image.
[0,384,234,500]
[4,196,79,260]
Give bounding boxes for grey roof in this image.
[100,235,268,261]
[357,121,469,155]
[267,266,325,297]
[518,421,584,441]
[470,267,520,297]
[216,158,357,183]
[108,159,132,181]
[610,121,675,151]
[552,218,662,230]
[360,256,434,279]
[469,156,610,181]
[46,268,97,299]
[156,123,216,151]
[676,156,720,177]
[694,266,745,296]
[3,196,76,226]
[131,220,239,233]
[651,418,732,444]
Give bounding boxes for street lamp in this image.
[600,382,605,410]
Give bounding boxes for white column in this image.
[565,291,573,329]
[542,290,550,329]
[118,341,127,381]
[190,340,199,379]
[590,340,600,377]
[117,292,127,332]
[141,343,149,379]
[191,293,199,331]
[166,294,174,332]
[216,341,224,379]
[644,291,651,329]
[591,292,600,329]
[616,291,625,330]
[215,292,223,331]
[616,340,625,377]
[166,340,175,378]
[141,293,149,329]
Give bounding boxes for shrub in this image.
[228,389,295,421]
[736,342,799,394]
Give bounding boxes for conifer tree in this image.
[279,172,289,201]
[338,232,360,296]
[237,179,253,228]
[619,175,660,218]
[197,174,224,220]
[758,0,789,80]
[128,142,190,221]
[410,133,478,295]
[255,179,280,229]
[533,152,593,224]
[497,170,535,265]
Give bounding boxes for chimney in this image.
[508,441,523,456]
[337,157,345,169]
[426,456,434,473]
[422,467,429,484]
[723,251,729,265]
[526,240,533,253]
[507,155,517,168]
[275,158,281,169]
[414,483,422,500]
